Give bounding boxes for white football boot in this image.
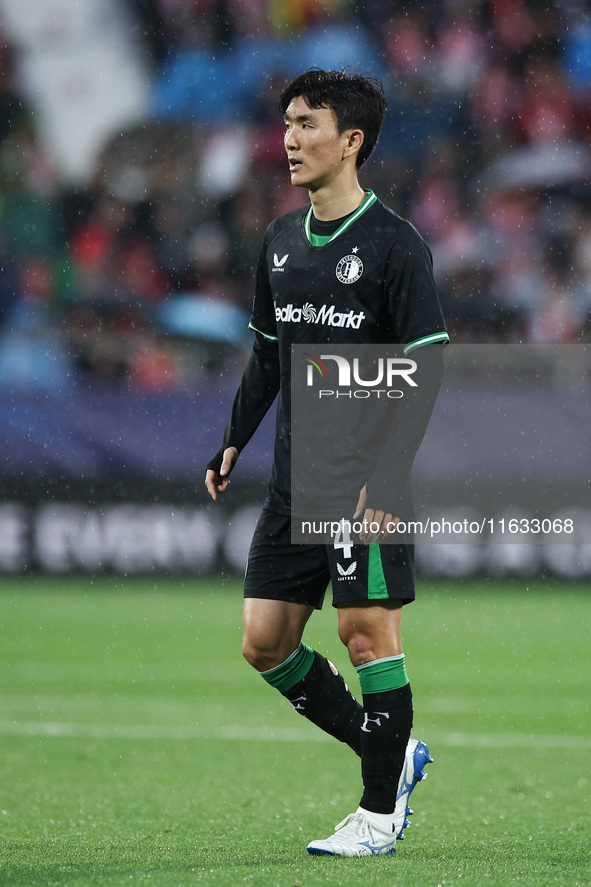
[307,809,397,857]
[307,738,433,855]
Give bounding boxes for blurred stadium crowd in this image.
[1,0,591,394]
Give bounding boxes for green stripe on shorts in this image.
[368,544,389,599]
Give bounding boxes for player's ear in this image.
[342,128,364,162]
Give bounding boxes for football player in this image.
[206,69,447,856]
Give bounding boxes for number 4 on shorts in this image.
[333,520,353,559]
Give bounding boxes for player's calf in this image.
[260,644,363,753]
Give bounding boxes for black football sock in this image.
[356,656,413,814]
[262,646,363,753]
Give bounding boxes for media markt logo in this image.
[275,300,365,329]
[336,251,363,284]
[301,303,317,322]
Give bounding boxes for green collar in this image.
[304,190,378,247]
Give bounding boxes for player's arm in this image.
[206,226,280,501]
[356,342,444,541]
[205,331,280,500]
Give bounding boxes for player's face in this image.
[284,95,353,191]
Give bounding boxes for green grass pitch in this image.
[0,575,589,886]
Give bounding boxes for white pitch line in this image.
[440,731,591,750]
[0,721,590,749]
[0,721,328,743]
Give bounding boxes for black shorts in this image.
[244,507,415,608]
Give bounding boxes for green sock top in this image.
[260,643,315,692]
[356,654,408,695]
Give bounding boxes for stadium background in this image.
[0,0,590,577]
[0,6,589,885]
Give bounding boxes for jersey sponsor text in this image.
[275,301,366,329]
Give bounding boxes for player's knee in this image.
[342,630,375,668]
[338,618,372,660]
[242,636,265,670]
[242,635,287,672]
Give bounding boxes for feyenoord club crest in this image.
[336,253,363,284]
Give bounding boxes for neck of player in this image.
[308,175,366,222]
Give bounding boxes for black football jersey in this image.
[247,191,449,515]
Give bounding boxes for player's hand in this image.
[205,446,239,501]
[353,484,399,545]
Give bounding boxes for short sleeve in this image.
[385,222,449,354]
[248,228,278,343]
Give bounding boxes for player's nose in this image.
[284,127,299,151]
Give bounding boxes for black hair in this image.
[279,69,387,168]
